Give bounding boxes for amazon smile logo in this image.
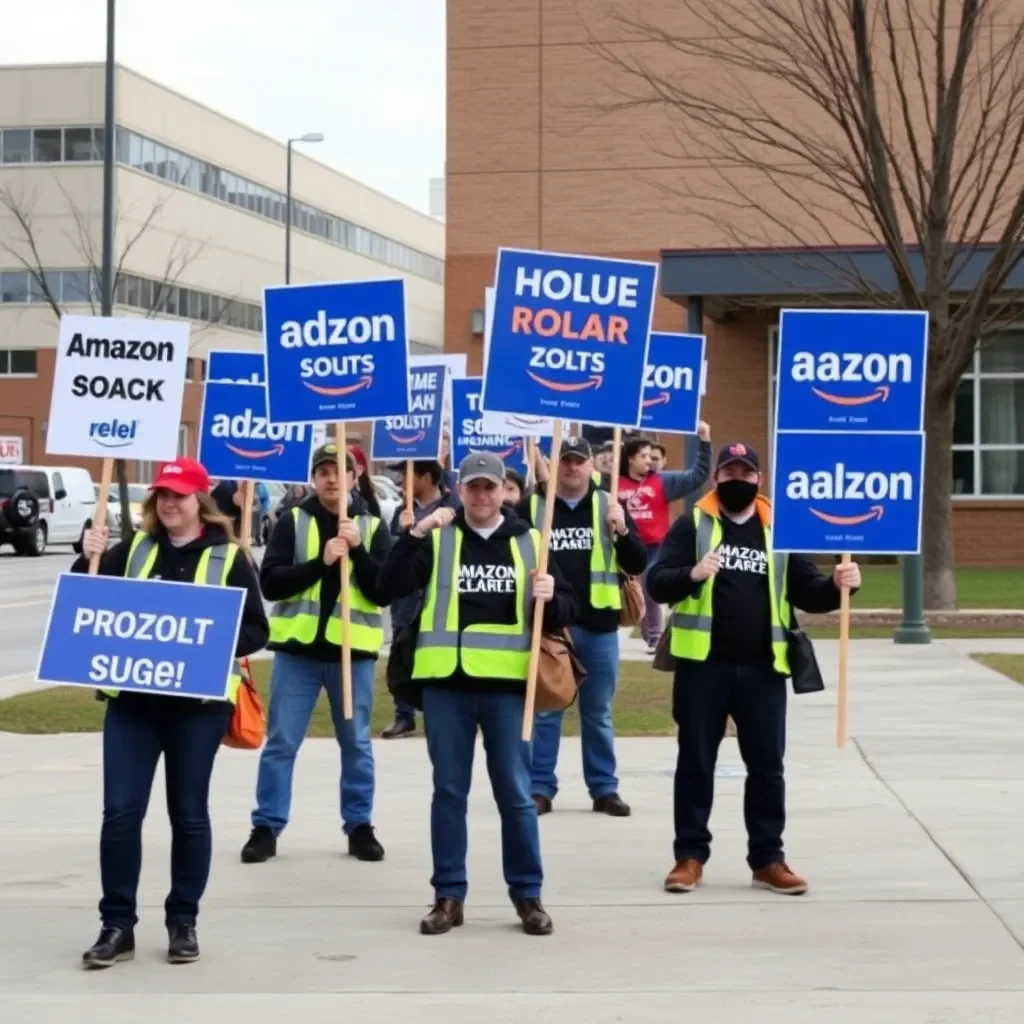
[791,350,913,406]
[785,464,914,525]
[303,374,373,397]
[210,410,308,457]
[642,392,670,408]
[387,429,426,444]
[527,346,605,392]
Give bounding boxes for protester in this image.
[241,443,391,864]
[503,468,526,507]
[210,478,244,538]
[649,443,667,473]
[75,457,269,969]
[376,451,578,937]
[647,442,861,897]
[593,442,615,476]
[517,437,647,816]
[617,426,713,653]
[347,442,383,518]
[381,459,461,739]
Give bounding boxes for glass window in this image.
[63,270,92,303]
[0,271,29,302]
[116,127,131,163]
[180,154,199,189]
[1,129,31,164]
[114,276,129,305]
[979,380,1024,445]
[981,451,1024,495]
[198,292,211,321]
[129,131,144,169]
[33,128,62,162]
[10,350,37,374]
[137,277,153,310]
[92,126,105,159]
[953,378,974,444]
[64,127,94,161]
[0,351,7,372]
[952,449,974,495]
[153,143,168,179]
[125,275,141,308]
[141,136,156,174]
[980,331,1024,373]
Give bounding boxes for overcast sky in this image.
[1,0,446,214]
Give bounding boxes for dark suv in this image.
[0,468,48,556]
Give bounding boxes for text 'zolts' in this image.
[65,331,177,402]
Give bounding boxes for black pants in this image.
[672,659,787,870]
[99,695,231,929]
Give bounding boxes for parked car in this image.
[0,465,94,556]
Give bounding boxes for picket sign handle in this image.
[526,437,537,489]
[88,458,114,575]
[836,552,852,748]
[239,480,255,551]
[337,422,353,720]
[522,418,564,742]
[609,427,622,498]
[405,459,414,515]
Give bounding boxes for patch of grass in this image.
[970,653,1024,684]
[805,625,1024,640]
[842,566,1024,609]
[0,659,678,738]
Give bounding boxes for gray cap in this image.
[458,450,504,485]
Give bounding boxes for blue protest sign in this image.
[262,279,410,425]
[451,377,528,475]
[198,380,314,484]
[36,574,245,700]
[641,332,706,433]
[771,430,924,554]
[481,247,658,428]
[774,309,927,433]
[370,364,448,461]
[207,350,264,385]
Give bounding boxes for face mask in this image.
[716,479,758,514]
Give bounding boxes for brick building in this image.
[442,1,1024,565]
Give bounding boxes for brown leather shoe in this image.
[514,898,553,935]
[419,898,465,935]
[752,862,808,895]
[533,794,552,815]
[664,858,703,893]
[592,793,631,817]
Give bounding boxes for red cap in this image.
[151,457,210,496]
[348,444,368,472]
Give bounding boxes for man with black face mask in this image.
[647,442,861,898]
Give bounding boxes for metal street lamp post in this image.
[284,132,325,283]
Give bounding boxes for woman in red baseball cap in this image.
[72,456,269,971]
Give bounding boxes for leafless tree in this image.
[0,183,220,539]
[582,0,1024,609]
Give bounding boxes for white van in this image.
[0,465,95,556]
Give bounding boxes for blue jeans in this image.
[251,651,375,835]
[531,626,620,800]
[422,686,542,903]
[99,695,230,929]
[641,544,664,645]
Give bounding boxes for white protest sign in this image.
[47,315,190,462]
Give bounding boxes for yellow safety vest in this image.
[268,507,384,655]
[530,489,621,610]
[103,531,244,703]
[413,526,540,681]
[670,506,791,674]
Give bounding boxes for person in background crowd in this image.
[593,442,615,477]
[617,425,713,654]
[647,442,861,897]
[347,443,383,518]
[241,443,391,865]
[376,452,578,937]
[381,460,461,739]
[252,481,270,547]
[517,437,647,817]
[440,431,458,492]
[503,468,526,508]
[210,478,244,539]
[76,457,269,969]
[649,444,667,474]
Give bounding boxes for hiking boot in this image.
[420,898,464,935]
[664,858,703,893]
[348,823,385,861]
[593,793,631,817]
[81,926,134,969]
[752,862,808,895]
[533,794,552,815]
[167,924,200,964]
[515,898,553,936]
[382,716,416,739]
[241,825,276,863]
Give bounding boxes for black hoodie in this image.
[260,490,392,662]
[375,507,579,694]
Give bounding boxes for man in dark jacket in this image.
[376,452,578,938]
[516,436,647,817]
[381,459,461,739]
[647,442,861,897]
[240,443,392,864]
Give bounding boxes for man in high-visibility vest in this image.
[516,436,647,817]
[376,451,578,937]
[647,442,861,897]
[241,443,392,864]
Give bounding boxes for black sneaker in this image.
[382,717,416,739]
[81,926,134,969]
[167,924,200,964]
[593,793,632,817]
[241,825,276,863]
[347,823,385,861]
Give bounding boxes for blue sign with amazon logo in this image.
[262,279,411,425]
[481,247,658,429]
[370,363,448,461]
[37,574,245,701]
[452,377,527,475]
[641,331,706,434]
[207,350,264,385]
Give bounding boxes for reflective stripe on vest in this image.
[669,507,791,675]
[105,532,244,702]
[531,490,621,610]
[413,527,539,681]
[268,507,384,653]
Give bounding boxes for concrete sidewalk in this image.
[2,640,1024,1020]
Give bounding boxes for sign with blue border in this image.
[207,350,264,385]
[451,377,528,476]
[198,380,314,484]
[640,331,706,433]
[262,279,410,425]
[36,574,245,701]
[481,247,658,428]
[370,364,448,461]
